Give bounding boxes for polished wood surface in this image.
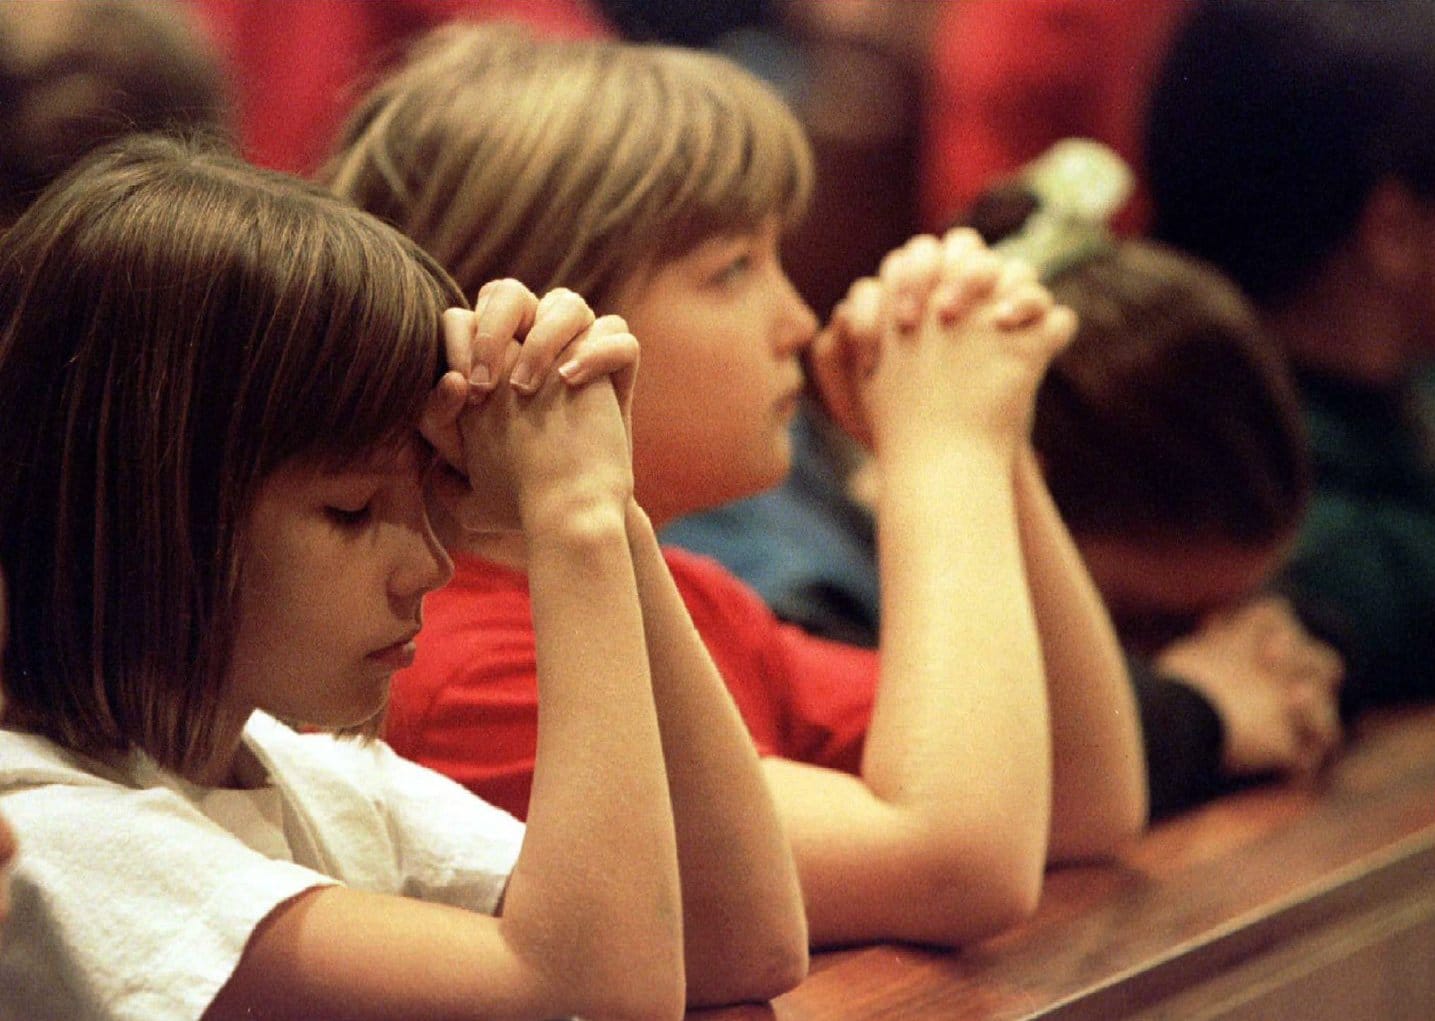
[691,704,1435,1020]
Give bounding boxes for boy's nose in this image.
[777,274,819,357]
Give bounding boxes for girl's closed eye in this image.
[322,479,384,529]
[321,444,428,530]
[326,502,373,528]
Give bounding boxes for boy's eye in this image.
[326,504,373,528]
[712,253,753,286]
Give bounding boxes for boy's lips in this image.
[776,368,805,412]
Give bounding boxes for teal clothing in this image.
[1279,369,1435,715]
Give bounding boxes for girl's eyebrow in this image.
[338,437,432,480]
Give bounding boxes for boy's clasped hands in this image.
[810,227,1076,460]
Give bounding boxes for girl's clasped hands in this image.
[420,279,640,540]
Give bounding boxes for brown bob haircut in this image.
[0,134,462,779]
[322,21,813,309]
[1034,240,1311,547]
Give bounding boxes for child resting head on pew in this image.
[0,132,807,1019]
[1039,238,1342,807]
[325,21,1149,950]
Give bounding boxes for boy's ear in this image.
[1353,178,1435,287]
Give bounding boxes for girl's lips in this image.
[368,639,417,670]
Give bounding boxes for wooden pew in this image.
[691,703,1435,1020]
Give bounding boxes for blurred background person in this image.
[1148,0,1435,718]
[0,0,231,227]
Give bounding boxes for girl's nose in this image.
[390,505,455,601]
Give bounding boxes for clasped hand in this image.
[1156,595,1344,779]
[419,279,638,536]
[809,228,1076,454]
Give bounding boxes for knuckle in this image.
[484,277,527,305]
[544,287,594,317]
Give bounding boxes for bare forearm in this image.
[625,501,808,1002]
[873,441,1049,817]
[864,442,1050,911]
[505,510,684,1008]
[1013,447,1148,857]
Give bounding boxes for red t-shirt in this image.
[185,0,611,174]
[388,547,877,819]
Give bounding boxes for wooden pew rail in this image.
[691,704,1435,1020]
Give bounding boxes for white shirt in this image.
[0,711,524,1021]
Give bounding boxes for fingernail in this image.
[509,366,535,394]
[557,360,582,383]
[469,364,491,390]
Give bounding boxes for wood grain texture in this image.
[690,705,1435,1020]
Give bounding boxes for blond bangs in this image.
[645,47,813,245]
[325,24,814,311]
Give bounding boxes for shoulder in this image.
[245,712,524,904]
[0,728,123,792]
[244,711,429,808]
[0,729,333,1020]
[0,730,166,844]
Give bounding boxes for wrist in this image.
[877,432,1013,486]
[520,485,630,548]
[623,497,657,545]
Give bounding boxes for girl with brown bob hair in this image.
[0,133,805,1019]
[328,23,1148,951]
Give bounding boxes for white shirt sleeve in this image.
[0,716,526,1021]
[247,715,525,915]
[0,780,334,1021]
